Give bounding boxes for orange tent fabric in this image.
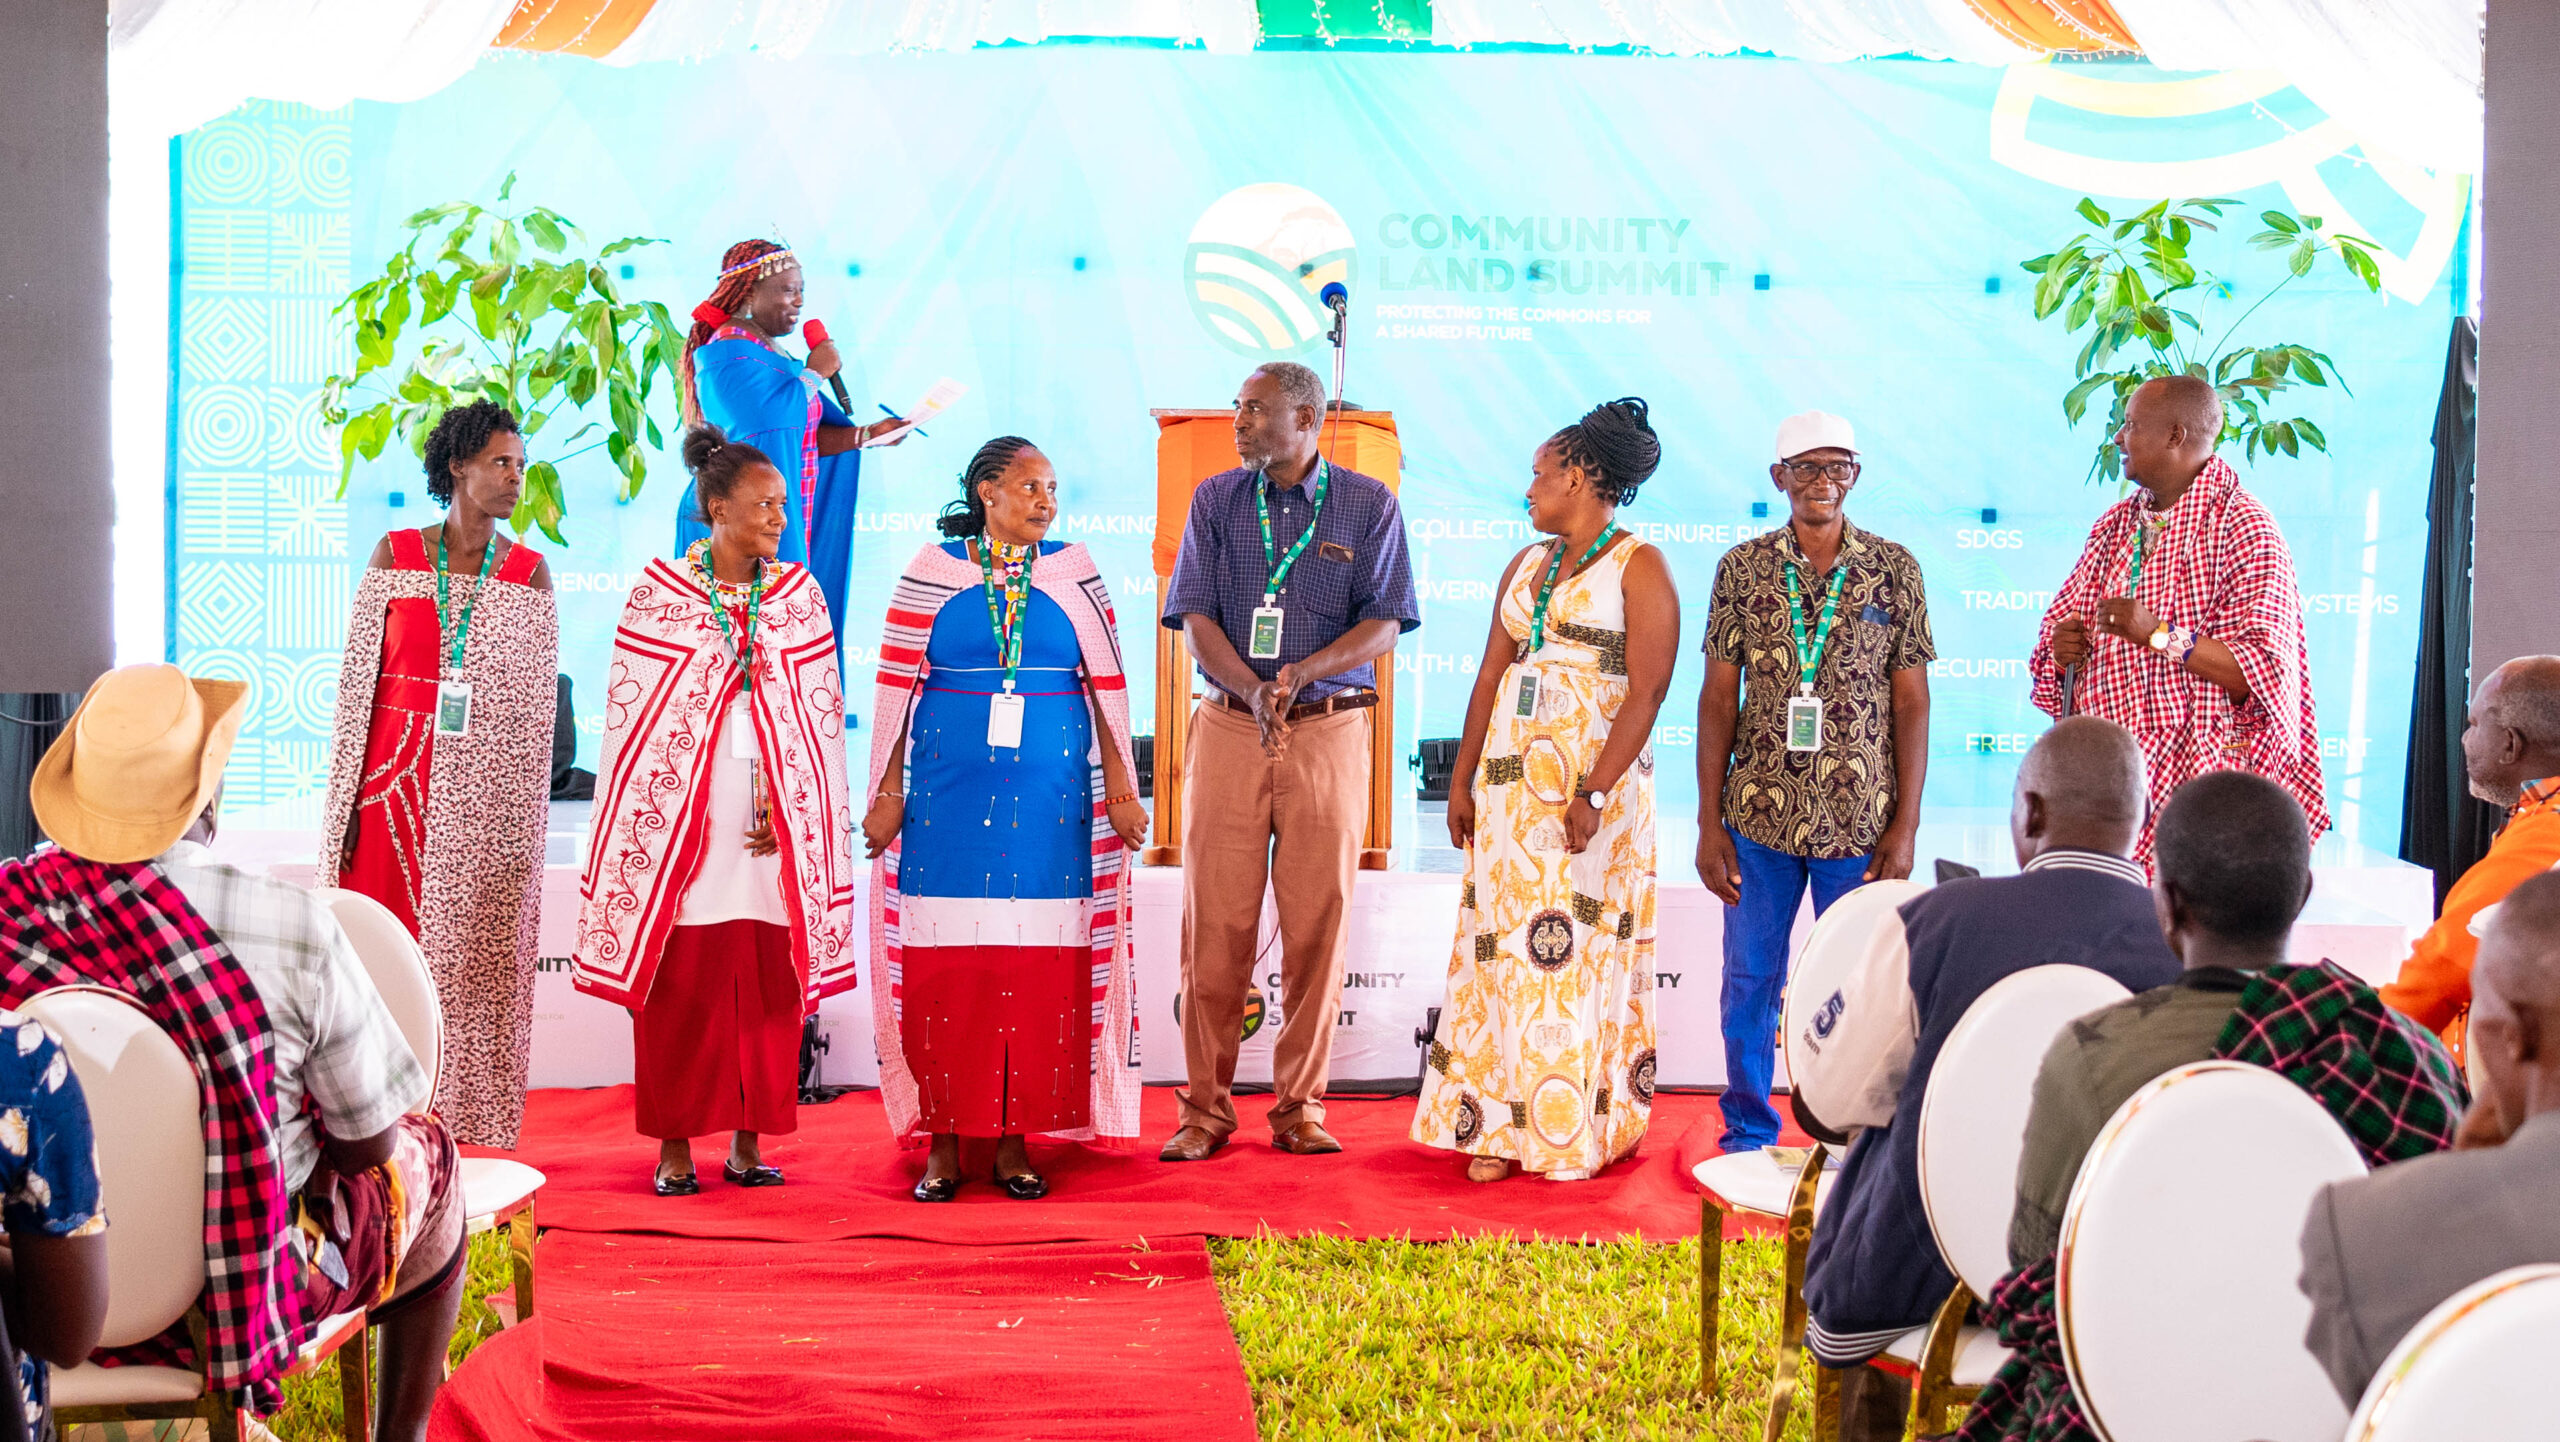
[1963,0,2139,53]
[495,0,661,57]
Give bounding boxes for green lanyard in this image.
[1529,523,1618,653]
[978,538,1034,693]
[2126,509,2162,595]
[1252,458,1331,605]
[434,526,499,675]
[689,541,766,693]
[1783,556,1844,696]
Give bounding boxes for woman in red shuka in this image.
[572,425,857,1196]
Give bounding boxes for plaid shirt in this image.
[2028,458,2328,863]
[0,847,299,1409]
[1956,961,2464,1442]
[156,842,429,1192]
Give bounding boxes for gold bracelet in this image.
[1105,791,1139,807]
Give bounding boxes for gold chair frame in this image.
[55,1303,372,1442]
[1805,1279,1985,1440]
[1698,1142,1828,1441]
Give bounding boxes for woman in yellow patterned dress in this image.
[1413,398,1680,1181]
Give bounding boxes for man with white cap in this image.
[3,664,462,1442]
[1696,411,1934,1154]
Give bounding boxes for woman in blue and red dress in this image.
[319,400,559,1148]
[862,439,1148,1202]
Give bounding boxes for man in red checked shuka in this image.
[2029,374,2327,867]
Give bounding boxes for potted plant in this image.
[2024,196,2385,484]
[319,173,684,542]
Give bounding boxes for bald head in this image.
[2466,657,2560,806]
[2471,871,2560,1135]
[2138,374,2223,444]
[2012,717,2147,865]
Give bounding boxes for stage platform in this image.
[220,798,2436,1094]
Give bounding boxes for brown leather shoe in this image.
[1159,1125,1227,1161]
[1271,1120,1344,1155]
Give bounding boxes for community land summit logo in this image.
[1185,182,1356,357]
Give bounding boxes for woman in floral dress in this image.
[1412,399,1679,1181]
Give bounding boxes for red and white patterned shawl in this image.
[574,556,856,1011]
[864,540,1142,1148]
[2029,457,2328,861]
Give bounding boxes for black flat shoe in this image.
[914,1173,961,1203]
[721,1161,785,1188]
[654,1168,700,1197]
[996,1170,1049,1200]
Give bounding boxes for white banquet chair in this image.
[2342,1263,2560,1440]
[33,985,374,1442]
[2057,1060,2365,1442]
[319,886,546,1324]
[1694,877,1920,1425]
[1812,963,2134,1438]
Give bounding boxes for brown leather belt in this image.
[1209,687,1379,723]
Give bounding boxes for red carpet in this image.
[476,1086,1798,1245]
[432,1231,1258,1442]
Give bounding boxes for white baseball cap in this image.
[1775,410,1858,461]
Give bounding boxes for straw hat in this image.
[31,664,248,864]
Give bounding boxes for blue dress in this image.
[895,539,1097,1135]
[676,333,861,642]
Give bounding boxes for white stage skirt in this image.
[240,803,2437,1096]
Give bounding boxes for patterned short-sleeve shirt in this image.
[1705,520,1934,859]
[3,1006,106,1433]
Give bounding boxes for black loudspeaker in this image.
[798,1017,854,1104]
[1133,735,1154,800]
[1413,1005,1442,1092]
[1411,737,1461,802]
[0,693,77,860]
[551,674,594,800]
[1933,858,1981,884]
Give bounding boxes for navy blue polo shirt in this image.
[1161,462,1419,701]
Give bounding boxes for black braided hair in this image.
[1547,396,1663,506]
[682,423,779,525]
[938,436,1038,537]
[423,400,520,506]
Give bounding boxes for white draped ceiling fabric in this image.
[105,0,2484,170]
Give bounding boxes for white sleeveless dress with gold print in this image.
[1412,538,1657,1176]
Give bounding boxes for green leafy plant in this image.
[319,173,685,543]
[2023,196,2385,484]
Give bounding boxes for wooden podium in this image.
[1145,408,1403,871]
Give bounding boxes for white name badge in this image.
[987,691,1026,749]
[1248,606,1285,660]
[727,702,758,759]
[1513,670,1540,719]
[434,680,472,737]
[1786,693,1824,752]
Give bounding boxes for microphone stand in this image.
[1324,297,1349,461]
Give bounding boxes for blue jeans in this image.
[1720,826,1872,1151]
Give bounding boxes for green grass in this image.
[253,1231,1804,1442]
[1211,1234,1809,1442]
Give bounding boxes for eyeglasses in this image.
[1779,460,1860,483]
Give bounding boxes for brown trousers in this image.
[1178,698,1370,1139]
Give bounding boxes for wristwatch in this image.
[2148,622,2197,660]
[1579,787,1609,810]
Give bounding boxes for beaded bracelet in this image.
[1105,791,1139,807]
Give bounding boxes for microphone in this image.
[799,318,858,419]
[1318,281,1348,349]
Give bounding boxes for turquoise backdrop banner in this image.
[167,50,2466,851]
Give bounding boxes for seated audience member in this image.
[1794,718,2177,1439]
[1,1007,109,1442]
[1956,771,2466,1442]
[2298,871,2560,1406]
[2381,655,2560,1058]
[3,664,462,1442]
